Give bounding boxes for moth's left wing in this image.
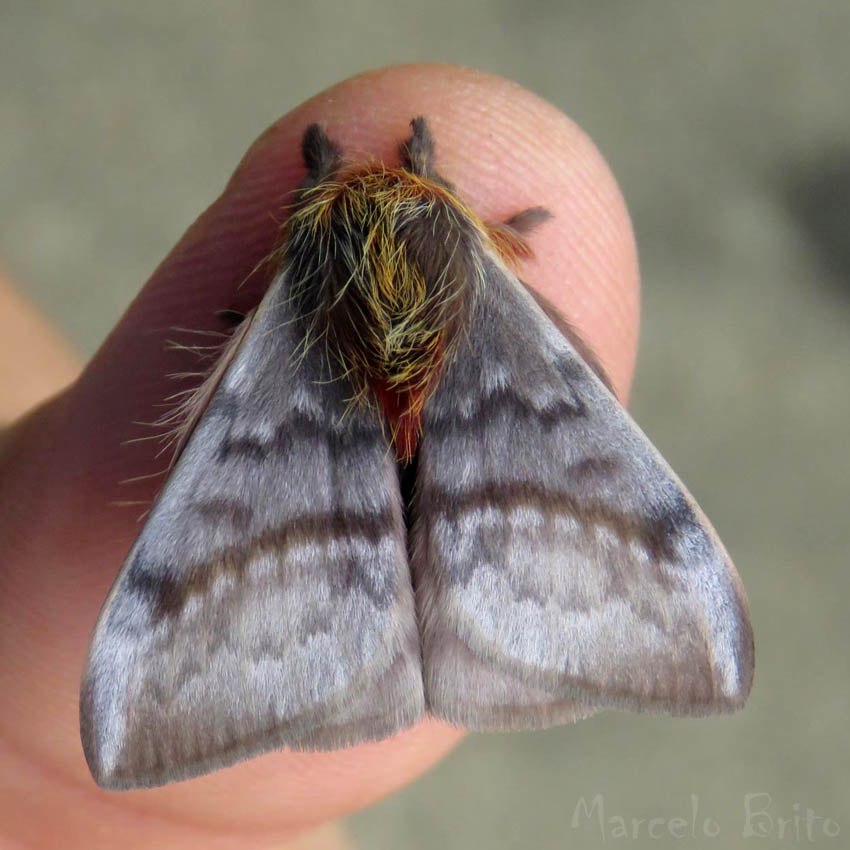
[413,255,754,729]
[81,268,423,789]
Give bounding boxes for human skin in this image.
[0,64,639,849]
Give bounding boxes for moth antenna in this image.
[301,123,342,185]
[485,207,554,265]
[504,206,553,234]
[399,116,435,177]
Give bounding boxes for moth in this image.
[80,118,754,790]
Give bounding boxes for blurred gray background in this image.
[3,2,848,847]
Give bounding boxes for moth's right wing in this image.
[413,255,754,729]
[81,268,423,790]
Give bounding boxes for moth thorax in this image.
[295,168,482,462]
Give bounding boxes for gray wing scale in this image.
[413,254,754,728]
[81,268,423,789]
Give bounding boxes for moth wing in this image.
[81,269,423,789]
[413,255,754,729]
